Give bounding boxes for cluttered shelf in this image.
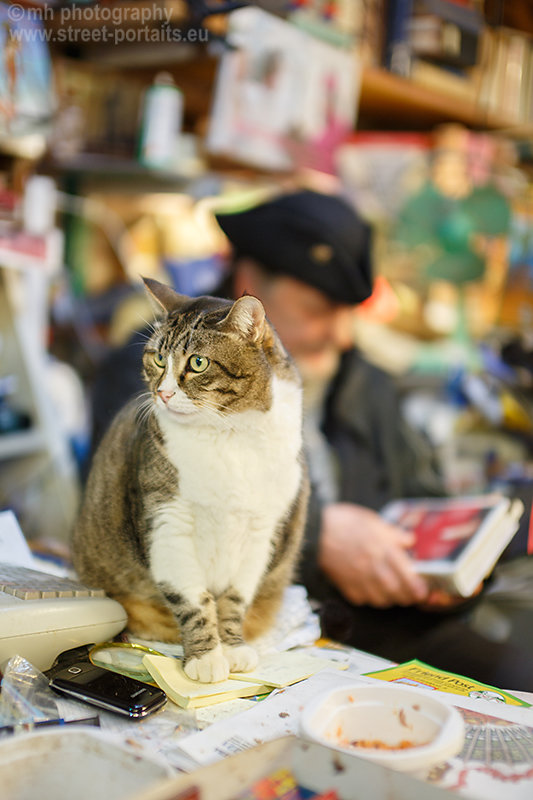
[41,153,201,192]
[40,64,529,189]
[359,67,520,132]
[40,153,294,197]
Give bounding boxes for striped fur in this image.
[72,281,309,682]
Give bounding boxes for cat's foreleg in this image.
[150,510,230,682]
[215,539,276,673]
[160,585,230,682]
[216,589,259,673]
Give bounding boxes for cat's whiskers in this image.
[135,388,226,429]
[137,314,160,336]
[136,393,156,427]
[132,330,155,344]
[138,407,155,428]
[193,398,236,432]
[135,390,154,407]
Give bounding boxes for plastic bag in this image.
[0,654,59,725]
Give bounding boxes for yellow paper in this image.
[365,659,529,706]
[143,654,269,709]
[229,650,348,689]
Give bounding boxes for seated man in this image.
[213,189,533,691]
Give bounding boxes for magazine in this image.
[365,659,530,706]
[381,494,525,597]
[206,7,360,173]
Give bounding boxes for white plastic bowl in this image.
[0,728,173,800]
[300,683,465,774]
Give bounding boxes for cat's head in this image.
[141,278,292,423]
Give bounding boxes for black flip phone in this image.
[48,660,167,719]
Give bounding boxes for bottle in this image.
[22,175,57,236]
[138,72,183,170]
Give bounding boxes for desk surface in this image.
[3,641,533,800]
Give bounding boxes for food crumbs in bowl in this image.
[398,709,409,728]
[349,740,424,750]
[331,729,429,751]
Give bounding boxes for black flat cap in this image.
[215,190,373,305]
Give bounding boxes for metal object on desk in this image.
[89,641,169,683]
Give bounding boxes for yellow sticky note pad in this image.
[143,654,269,709]
[229,650,348,689]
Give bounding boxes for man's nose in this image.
[158,389,175,405]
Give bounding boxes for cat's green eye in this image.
[188,355,210,373]
[153,352,167,368]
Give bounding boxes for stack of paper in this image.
[229,651,347,689]
[143,656,269,709]
[143,650,347,710]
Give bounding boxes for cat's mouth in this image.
[160,404,199,420]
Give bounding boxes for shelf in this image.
[43,153,200,191]
[359,67,518,131]
[0,429,46,461]
[45,151,291,188]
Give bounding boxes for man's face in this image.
[234,264,355,375]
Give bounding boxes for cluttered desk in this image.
[2,510,533,800]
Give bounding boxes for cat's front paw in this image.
[184,645,229,683]
[222,644,259,673]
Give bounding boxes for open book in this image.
[381,494,525,597]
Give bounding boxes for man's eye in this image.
[188,355,210,373]
[153,352,166,368]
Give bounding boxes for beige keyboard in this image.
[0,563,127,671]
[0,564,105,600]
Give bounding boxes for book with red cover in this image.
[381,494,524,596]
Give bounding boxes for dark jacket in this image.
[299,348,443,601]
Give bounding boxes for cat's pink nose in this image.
[158,389,175,405]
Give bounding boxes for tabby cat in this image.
[72,278,309,682]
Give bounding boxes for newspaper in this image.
[168,671,533,797]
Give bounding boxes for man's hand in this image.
[318,503,429,608]
[418,582,484,611]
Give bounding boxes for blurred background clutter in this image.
[2,0,533,546]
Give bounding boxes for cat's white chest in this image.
[154,375,302,595]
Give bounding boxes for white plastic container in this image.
[138,72,183,169]
[300,683,465,774]
[0,728,173,800]
[22,175,57,235]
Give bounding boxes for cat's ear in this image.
[218,295,266,344]
[142,277,188,313]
